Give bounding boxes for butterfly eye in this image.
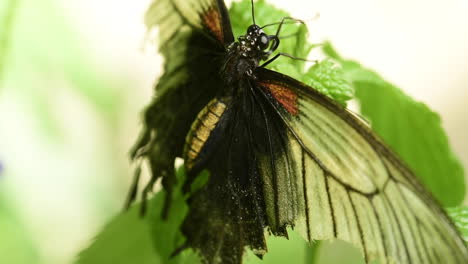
[258,34,269,50]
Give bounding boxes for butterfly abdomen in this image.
[184,98,229,171]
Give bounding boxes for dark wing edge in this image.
[253,67,468,264]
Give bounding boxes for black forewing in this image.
[130,0,234,212]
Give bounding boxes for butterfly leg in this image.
[260,16,314,63]
[274,17,305,37]
[260,52,316,68]
[260,17,306,60]
[260,17,305,58]
[279,31,302,39]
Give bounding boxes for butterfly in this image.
[128,0,468,263]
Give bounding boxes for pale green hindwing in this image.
[255,68,468,264]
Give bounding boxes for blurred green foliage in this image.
[1,0,142,263]
[0,191,42,264]
[0,0,20,83]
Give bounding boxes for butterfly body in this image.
[183,23,283,176]
[132,0,468,263]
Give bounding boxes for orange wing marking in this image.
[259,81,299,115]
[202,6,224,43]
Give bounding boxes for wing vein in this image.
[256,84,381,197]
[369,198,389,261]
[347,191,369,263]
[301,149,312,241]
[382,192,412,263]
[324,172,337,237]
[392,184,427,263]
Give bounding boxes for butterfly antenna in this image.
[251,0,256,25]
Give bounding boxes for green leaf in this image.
[75,206,160,264]
[315,240,366,264]
[76,166,317,264]
[303,60,353,105]
[244,230,319,264]
[447,206,468,243]
[323,42,465,206]
[76,163,202,264]
[147,165,202,264]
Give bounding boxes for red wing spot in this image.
[260,82,299,115]
[202,7,224,43]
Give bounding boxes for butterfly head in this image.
[246,25,270,50]
[235,24,276,59]
[246,0,267,51]
[223,25,279,80]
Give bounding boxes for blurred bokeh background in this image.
[0,0,466,263]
